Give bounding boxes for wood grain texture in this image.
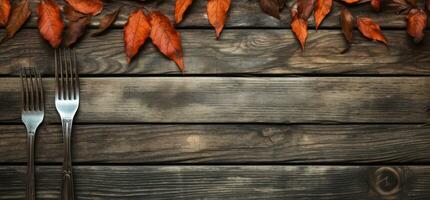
[0,165,429,199]
[0,77,429,123]
[23,0,425,29]
[1,29,430,75]
[1,124,430,164]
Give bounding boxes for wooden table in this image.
[1,0,430,199]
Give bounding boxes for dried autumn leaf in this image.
[124,10,151,64]
[37,0,64,48]
[426,0,430,12]
[371,0,381,12]
[175,0,193,23]
[291,7,308,49]
[341,0,360,4]
[298,0,314,19]
[259,0,281,19]
[64,5,86,22]
[149,11,185,72]
[92,7,121,36]
[64,16,91,46]
[314,0,332,30]
[0,0,31,44]
[0,0,11,27]
[207,0,231,39]
[356,17,387,45]
[407,8,427,43]
[65,0,103,16]
[340,7,354,44]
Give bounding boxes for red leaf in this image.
[92,7,122,36]
[314,0,332,30]
[371,0,381,12]
[149,11,185,72]
[0,0,11,27]
[291,7,308,49]
[65,0,103,16]
[38,0,64,48]
[64,16,91,47]
[259,0,281,19]
[207,0,231,39]
[175,0,193,24]
[0,0,31,44]
[356,17,387,45]
[123,10,151,64]
[407,8,427,43]
[298,0,314,20]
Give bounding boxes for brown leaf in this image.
[92,7,121,36]
[64,16,91,47]
[207,0,231,39]
[175,0,193,23]
[64,5,86,22]
[259,0,281,19]
[298,0,314,19]
[0,0,31,44]
[340,7,354,44]
[0,0,11,27]
[291,7,308,49]
[149,11,185,72]
[356,17,387,45]
[37,0,64,48]
[407,8,427,43]
[371,0,381,12]
[314,0,332,30]
[426,0,430,12]
[279,0,287,10]
[123,10,151,64]
[65,0,103,16]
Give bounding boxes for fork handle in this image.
[26,131,36,200]
[61,119,75,200]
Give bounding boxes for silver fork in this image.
[55,48,80,200]
[21,67,44,200]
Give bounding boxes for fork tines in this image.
[20,67,44,112]
[54,48,79,100]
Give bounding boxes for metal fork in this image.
[55,48,80,200]
[21,67,44,200]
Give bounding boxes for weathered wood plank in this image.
[0,77,429,123]
[1,125,429,164]
[0,165,428,199]
[1,29,430,75]
[21,0,422,28]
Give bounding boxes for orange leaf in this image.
[65,0,103,16]
[124,10,151,64]
[291,7,308,50]
[0,0,31,44]
[92,7,122,36]
[0,0,11,27]
[149,11,185,72]
[37,0,64,48]
[175,0,193,24]
[371,0,381,12]
[314,0,332,30]
[356,17,387,45]
[207,0,231,39]
[341,0,360,4]
[407,8,427,43]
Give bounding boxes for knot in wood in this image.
[372,167,401,197]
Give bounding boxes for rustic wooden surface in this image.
[1,166,429,199]
[1,125,430,164]
[1,0,430,199]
